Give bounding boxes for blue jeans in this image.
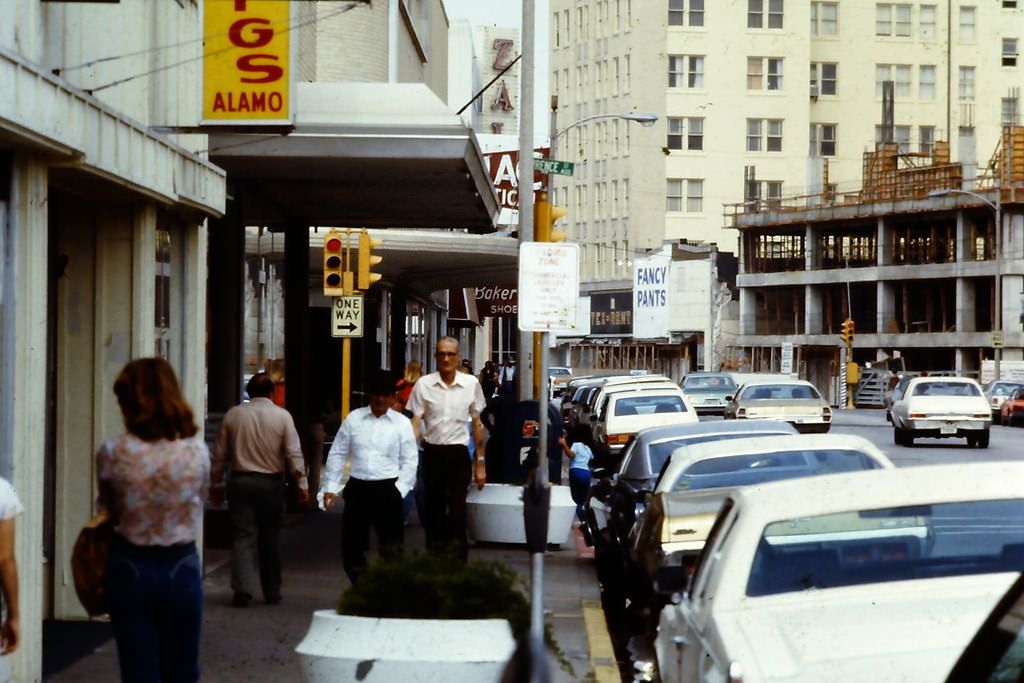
[569,468,592,522]
[106,536,203,682]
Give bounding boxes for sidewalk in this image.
[44,506,618,683]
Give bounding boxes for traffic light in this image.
[323,229,345,296]
[840,318,855,345]
[534,191,568,243]
[358,230,383,291]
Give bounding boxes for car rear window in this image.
[614,395,686,416]
[684,376,737,390]
[747,499,1024,596]
[912,382,982,397]
[743,384,819,400]
[670,449,881,492]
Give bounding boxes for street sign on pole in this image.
[331,295,363,337]
[517,242,580,332]
[533,157,575,176]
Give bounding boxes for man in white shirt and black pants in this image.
[407,337,487,560]
[319,370,419,584]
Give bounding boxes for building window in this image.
[747,119,783,152]
[877,124,912,152]
[810,1,837,35]
[875,3,911,36]
[668,54,704,88]
[1002,97,1019,125]
[668,179,704,212]
[875,64,911,97]
[920,65,936,99]
[958,66,975,99]
[748,0,783,28]
[810,123,837,156]
[920,126,935,154]
[1003,38,1019,67]
[959,6,975,41]
[747,57,783,90]
[667,117,704,150]
[810,62,837,95]
[669,0,704,26]
[920,5,936,39]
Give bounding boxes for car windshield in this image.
[742,384,819,400]
[614,396,686,416]
[550,368,571,377]
[747,498,1024,596]
[990,382,1024,397]
[684,375,737,391]
[670,449,881,492]
[912,381,981,397]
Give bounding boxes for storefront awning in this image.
[209,82,499,232]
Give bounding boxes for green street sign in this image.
[534,158,575,176]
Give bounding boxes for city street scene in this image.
[4,0,1024,681]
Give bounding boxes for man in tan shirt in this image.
[211,373,309,607]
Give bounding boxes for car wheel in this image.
[893,426,906,446]
[594,546,628,621]
[967,434,979,448]
[977,430,990,448]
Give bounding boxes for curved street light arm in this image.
[550,112,658,142]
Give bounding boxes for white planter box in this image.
[295,611,515,682]
[466,483,576,546]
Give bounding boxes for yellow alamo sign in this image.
[203,0,291,123]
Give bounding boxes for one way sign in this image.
[332,295,364,338]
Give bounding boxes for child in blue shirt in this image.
[557,424,595,522]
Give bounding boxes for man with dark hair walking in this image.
[407,337,486,559]
[319,370,418,584]
[211,372,309,607]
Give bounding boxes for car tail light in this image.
[736,408,747,418]
[909,413,926,418]
[823,407,832,421]
[728,661,744,683]
[608,434,630,445]
[973,413,990,418]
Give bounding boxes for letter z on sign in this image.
[332,295,363,338]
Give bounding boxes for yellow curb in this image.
[582,599,620,683]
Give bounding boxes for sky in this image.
[443,0,530,28]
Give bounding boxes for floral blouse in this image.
[96,433,210,546]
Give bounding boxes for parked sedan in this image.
[629,433,893,615]
[985,379,1024,421]
[590,388,697,459]
[681,372,737,415]
[723,378,832,433]
[890,376,991,447]
[654,463,1024,683]
[1001,387,1024,427]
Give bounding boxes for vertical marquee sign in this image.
[203,0,293,124]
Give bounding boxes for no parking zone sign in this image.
[517,242,580,332]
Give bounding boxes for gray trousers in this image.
[227,472,285,600]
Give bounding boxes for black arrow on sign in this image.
[336,322,358,332]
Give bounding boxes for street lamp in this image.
[928,187,1003,380]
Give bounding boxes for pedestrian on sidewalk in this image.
[0,478,23,656]
[210,372,309,607]
[406,337,486,560]
[318,370,418,584]
[557,424,595,522]
[96,358,209,681]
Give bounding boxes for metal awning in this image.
[209,82,498,232]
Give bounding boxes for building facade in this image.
[2,1,226,678]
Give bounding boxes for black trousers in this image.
[421,443,472,560]
[341,477,403,584]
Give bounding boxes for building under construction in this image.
[725,124,1024,405]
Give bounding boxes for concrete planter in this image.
[466,483,577,546]
[295,611,515,682]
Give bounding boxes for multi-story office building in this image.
[549,0,1023,373]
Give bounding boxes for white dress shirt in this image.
[406,371,486,446]
[319,407,419,500]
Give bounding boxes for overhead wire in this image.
[81,1,365,95]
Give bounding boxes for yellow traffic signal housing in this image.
[533,191,568,242]
[840,318,855,344]
[323,229,345,296]
[358,230,383,291]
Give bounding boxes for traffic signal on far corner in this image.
[323,229,345,297]
[840,318,855,344]
[534,191,568,243]
[358,230,383,291]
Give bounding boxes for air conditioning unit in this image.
[810,85,820,98]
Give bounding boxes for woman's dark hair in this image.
[246,372,275,398]
[113,358,198,441]
[568,424,593,447]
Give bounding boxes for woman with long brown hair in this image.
[96,358,210,682]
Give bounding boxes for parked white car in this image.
[591,387,697,457]
[890,376,991,447]
[654,463,1024,683]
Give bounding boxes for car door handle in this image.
[672,634,691,649]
